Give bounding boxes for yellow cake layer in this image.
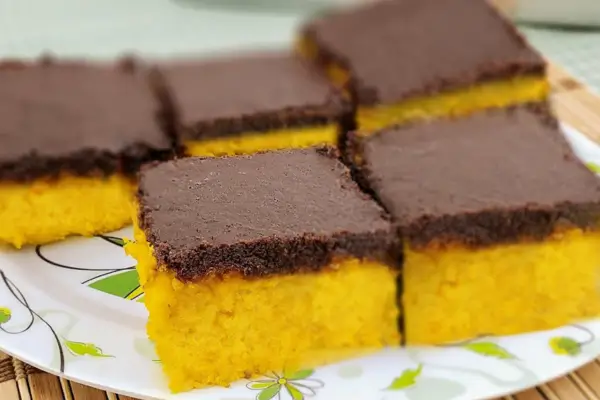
[0,175,134,248]
[357,76,549,132]
[403,229,600,345]
[126,223,399,392]
[185,124,338,157]
[297,37,549,132]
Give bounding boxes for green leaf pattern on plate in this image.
[87,270,142,300]
[462,342,516,359]
[64,339,113,358]
[386,364,423,390]
[84,235,145,301]
[285,369,314,380]
[0,307,11,324]
[248,382,273,389]
[257,385,279,400]
[586,162,600,174]
[550,336,582,356]
[247,369,324,400]
[285,383,304,400]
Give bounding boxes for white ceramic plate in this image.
[0,125,599,400]
[3,3,600,399]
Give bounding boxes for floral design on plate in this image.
[385,364,423,390]
[35,235,144,302]
[64,340,114,358]
[246,369,324,400]
[460,341,516,359]
[0,270,118,373]
[0,270,66,372]
[585,162,600,174]
[550,324,596,356]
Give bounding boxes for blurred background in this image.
[0,0,599,90]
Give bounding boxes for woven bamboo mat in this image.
[2,64,600,400]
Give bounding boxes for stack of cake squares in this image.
[2,0,599,393]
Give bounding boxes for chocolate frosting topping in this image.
[0,59,178,182]
[347,104,600,247]
[157,51,347,139]
[303,0,545,106]
[138,147,397,281]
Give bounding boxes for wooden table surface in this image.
[2,64,600,400]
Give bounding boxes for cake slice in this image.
[0,58,179,248]
[346,104,600,345]
[157,51,349,157]
[125,147,399,392]
[299,0,548,132]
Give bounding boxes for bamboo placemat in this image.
[1,65,600,400]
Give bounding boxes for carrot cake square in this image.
[346,104,600,344]
[125,147,399,392]
[0,58,179,248]
[299,0,548,132]
[157,51,349,157]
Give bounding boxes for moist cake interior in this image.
[347,105,600,344]
[126,148,400,391]
[2,176,134,248]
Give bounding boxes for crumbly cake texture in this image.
[0,58,179,248]
[126,147,400,391]
[347,104,600,344]
[299,0,549,131]
[157,51,349,157]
